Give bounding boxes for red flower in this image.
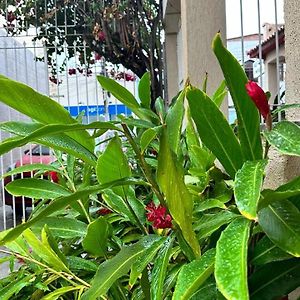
[7,11,16,23]
[68,68,76,75]
[245,81,270,120]
[146,202,172,229]
[97,208,112,215]
[49,171,59,183]
[98,31,106,42]
[95,53,102,61]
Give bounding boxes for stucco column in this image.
[180,0,227,113]
[266,62,277,105]
[165,34,179,103]
[285,0,300,121]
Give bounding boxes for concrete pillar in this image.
[265,62,277,104]
[284,2,300,297]
[285,0,300,122]
[165,33,179,102]
[180,0,227,112]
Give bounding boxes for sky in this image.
[226,0,284,38]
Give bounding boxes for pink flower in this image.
[146,202,172,229]
[245,81,270,120]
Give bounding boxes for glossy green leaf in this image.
[0,75,93,152]
[186,107,201,148]
[32,217,87,239]
[157,128,200,257]
[249,259,300,300]
[190,279,218,300]
[82,217,110,257]
[140,127,159,154]
[1,163,60,179]
[151,236,174,300]
[0,122,97,165]
[138,72,151,109]
[212,80,227,108]
[97,75,139,110]
[260,176,300,209]
[43,225,68,266]
[0,230,28,256]
[81,235,161,300]
[195,199,227,212]
[272,103,300,115]
[215,218,251,300]
[189,145,215,172]
[250,236,292,265]
[258,199,300,257]
[66,256,98,272]
[0,274,35,300]
[155,97,166,122]
[102,190,139,224]
[173,248,216,300]
[22,228,69,271]
[212,33,262,161]
[194,211,239,240]
[209,179,233,203]
[187,87,243,178]
[41,286,84,300]
[96,136,131,198]
[130,237,165,286]
[117,115,155,129]
[234,160,267,220]
[0,178,143,245]
[264,121,300,156]
[166,90,185,155]
[5,178,71,199]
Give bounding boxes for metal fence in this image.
[0,1,137,229]
[0,0,284,230]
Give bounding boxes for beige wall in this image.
[164,0,227,113]
[285,0,300,122]
[264,46,285,103]
[181,0,226,97]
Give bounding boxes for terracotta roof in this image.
[248,26,285,59]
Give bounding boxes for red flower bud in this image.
[49,171,59,183]
[146,202,172,229]
[245,81,270,120]
[97,208,112,215]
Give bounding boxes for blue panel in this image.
[65,105,131,117]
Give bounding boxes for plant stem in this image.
[263,139,271,159]
[121,124,166,206]
[62,163,92,224]
[0,249,90,288]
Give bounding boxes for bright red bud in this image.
[245,81,270,120]
[49,171,59,183]
[97,208,112,215]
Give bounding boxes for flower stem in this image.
[121,124,166,206]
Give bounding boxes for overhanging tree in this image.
[1,0,164,107]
